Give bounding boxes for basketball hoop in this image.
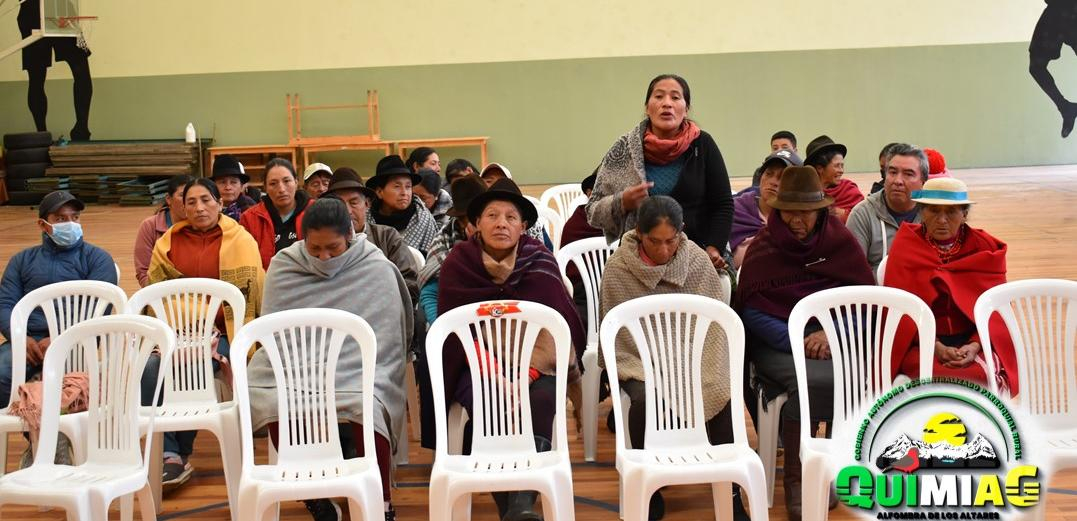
[52,15,95,50]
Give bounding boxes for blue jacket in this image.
[0,236,117,339]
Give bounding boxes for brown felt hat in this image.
[767,166,835,211]
[446,174,487,218]
[328,167,378,201]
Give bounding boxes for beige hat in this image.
[910,177,974,205]
[303,162,333,182]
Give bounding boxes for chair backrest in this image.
[426,300,571,457]
[128,278,246,405]
[231,308,377,470]
[36,315,175,469]
[788,286,935,439]
[974,278,1077,425]
[876,256,888,285]
[7,280,128,406]
[600,294,748,451]
[554,237,619,346]
[408,245,426,268]
[718,272,732,305]
[539,184,585,222]
[537,207,565,252]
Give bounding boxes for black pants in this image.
[458,374,557,446]
[620,379,735,448]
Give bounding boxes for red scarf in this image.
[884,223,1017,394]
[735,210,876,318]
[825,178,865,220]
[643,120,701,165]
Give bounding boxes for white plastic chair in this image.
[0,280,128,473]
[876,255,888,285]
[426,300,576,521]
[540,184,586,222]
[554,237,619,462]
[538,207,566,252]
[0,314,176,521]
[600,293,768,521]
[232,308,384,521]
[974,278,1077,520]
[788,286,935,521]
[127,278,245,519]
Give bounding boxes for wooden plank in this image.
[45,165,193,176]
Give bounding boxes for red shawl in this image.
[884,223,1017,394]
[825,178,864,223]
[437,234,586,404]
[643,120,701,165]
[736,210,876,319]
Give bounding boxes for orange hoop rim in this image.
[50,15,98,28]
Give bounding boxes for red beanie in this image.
[924,148,950,179]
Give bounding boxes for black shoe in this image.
[385,504,396,521]
[731,488,751,521]
[648,490,665,520]
[69,125,91,142]
[606,410,616,433]
[1063,103,1077,138]
[303,499,341,521]
[161,457,193,491]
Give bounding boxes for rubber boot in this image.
[781,419,802,521]
[731,485,751,521]
[500,436,550,521]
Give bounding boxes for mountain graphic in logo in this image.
[875,413,1001,472]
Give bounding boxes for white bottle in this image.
[185,123,196,143]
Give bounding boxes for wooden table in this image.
[394,137,489,167]
[205,144,298,186]
[299,140,393,171]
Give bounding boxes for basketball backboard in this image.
[0,0,93,61]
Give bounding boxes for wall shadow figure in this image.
[1029,0,1077,138]
[16,0,92,141]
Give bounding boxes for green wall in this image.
[1,42,1074,184]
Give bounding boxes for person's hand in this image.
[934,341,961,365]
[944,342,981,369]
[25,337,42,366]
[620,181,653,212]
[804,330,830,360]
[705,246,728,270]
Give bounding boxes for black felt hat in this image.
[467,177,538,226]
[446,174,487,218]
[365,155,422,189]
[211,154,251,184]
[804,135,848,165]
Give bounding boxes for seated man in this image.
[302,162,333,199]
[438,180,584,521]
[325,167,419,301]
[847,143,927,273]
[736,167,874,521]
[0,191,117,406]
[731,149,801,268]
[246,198,410,521]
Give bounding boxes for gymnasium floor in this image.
[0,166,1075,520]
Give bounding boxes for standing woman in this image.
[134,174,194,287]
[240,158,314,269]
[587,74,733,269]
[146,178,264,489]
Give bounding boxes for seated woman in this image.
[437,182,584,521]
[884,177,1017,394]
[735,166,874,521]
[245,199,410,521]
[413,168,453,227]
[134,174,193,287]
[367,155,440,254]
[599,196,746,521]
[240,158,314,269]
[803,135,863,223]
[211,154,257,222]
[731,150,801,268]
[146,178,264,490]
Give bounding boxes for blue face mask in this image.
[47,221,83,247]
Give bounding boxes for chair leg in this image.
[542,474,577,521]
[758,393,787,508]
[0,431,8,476]
[743,475,772,521]
[120,493,134,521]
[215,419,242,520]
[147,432,164,514]
[451,492,472,521]
[712,481,733,521]
[406,360,421,441]
[801,462,831,521]
[581,348,599,462]
[136,484,157,521]
[622,474,650,521]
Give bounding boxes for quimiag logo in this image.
[836,378,1040,519]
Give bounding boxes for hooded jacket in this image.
[847,189,923,274]
[239,191,313,269]
[0,235,117,338]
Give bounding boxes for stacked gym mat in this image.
[2,131,53,206]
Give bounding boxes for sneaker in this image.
[161,456,193,490]
[649,490,665,520]
[304,498,341,521]
[385,504,396,521]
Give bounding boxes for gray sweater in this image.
[846,190,922,275]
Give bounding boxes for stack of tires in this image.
[3,131,53,205]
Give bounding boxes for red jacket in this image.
[239,199,312,269]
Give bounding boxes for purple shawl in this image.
[437,234,585,404]
[730,187,765,252]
